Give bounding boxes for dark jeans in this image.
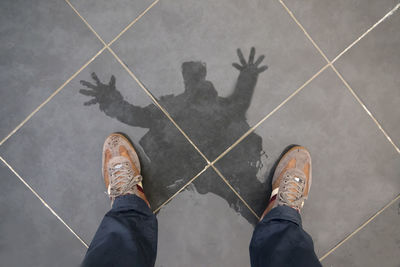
[250,205,321,267]
[82,195,321,267]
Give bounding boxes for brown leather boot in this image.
[102,133,150,207]
[261,146,312,220]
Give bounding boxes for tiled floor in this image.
[1,0,399,266]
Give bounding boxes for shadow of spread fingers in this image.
[79,89,97,96]
[248,47,255,64]
[84,98,98,106]
[91,72,101,85]
[80,80,96,89]
[257,65,268,73]
[254,55,265,66]
[232,63,244,71]
[236,48,247,66]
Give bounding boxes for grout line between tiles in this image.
[319,193,400,261]
[0,156,89,248]
[331,3,400,64]
[153,164,211,213]
[65,0,107,46]
[279,0,400,155]
[211,165,260,220]
[153,162,261,221]
[331,65,400,153]
[211,63,330,166]
[107,0,160,47]
[0,47,107,147]
[278,0,330,63]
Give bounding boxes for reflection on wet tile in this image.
[284,0,399,59]
[112,0,325,159]
[156,168,257,267]
[322,198,400,267]
[0,161,85,266]
[216,68,400,256]
[334,11,400,148]
[0,0,102,140]
[69,0,154,43]
[0,50,206,242]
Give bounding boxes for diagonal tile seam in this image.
[211,63,330,166]
[152,164,210,214]
[331,2,400,64]
[211,165,260,220]
[279,0,400,154]
[0,156,89,249]
[153,163,261,222]
[331,65,399,153]
[64,0,160,48]
[319,193,400,261]
[0,46,107,146]
[107,0,160,47]
[278,0,400,261]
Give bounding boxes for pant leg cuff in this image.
[261,205,302,226]
[112,194,153,215]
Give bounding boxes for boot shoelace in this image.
[107,161,142,198]
[279,172,306,210]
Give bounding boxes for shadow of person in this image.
[79,47,270,225]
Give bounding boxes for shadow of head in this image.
[182,61,207,84]
[181,61,217,100]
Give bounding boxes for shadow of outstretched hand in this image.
[232,47,268,75]
[80,72,123,112]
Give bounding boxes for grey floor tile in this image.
[0,50,206,243]
[112,0,326,160]
[156,168,257,267]
[215,68,400,256]
[322,197,400,267]
[0,0,103,141]
[69,0,154,43]
[284,0,399,59]
[0,161,85,267]
[334,10,400,148]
